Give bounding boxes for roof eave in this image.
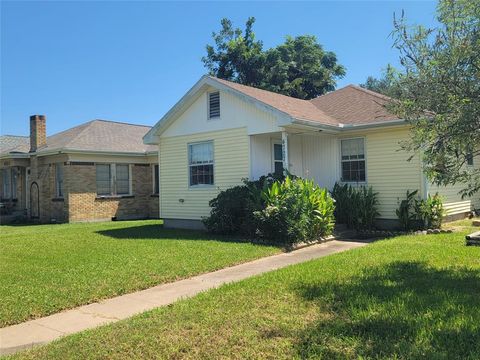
[35,148,157,158]
[338,119,407,131]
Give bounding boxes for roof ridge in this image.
[347,84,392,101]
[90,119,152,128]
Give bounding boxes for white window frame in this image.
[339,137,367,184]
[96,163,132,196]
[271,140,284,175]
[207,91,220,120]
[55,163,64,198]
[188,141,215,188]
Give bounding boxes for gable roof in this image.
[213,78,339,126]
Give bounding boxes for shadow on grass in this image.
[293,261,480,359]
[97,224,276,247]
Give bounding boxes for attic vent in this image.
[208,92,220,119]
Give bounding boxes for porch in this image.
[249,129,341,190]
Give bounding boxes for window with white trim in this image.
[55,163,64,198]
[273,143,284,176]
[341,138,366,182]
[208,92,220,119]
[96,164,131,196]
[189,141,214,186]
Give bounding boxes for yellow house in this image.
[144,75,479,229]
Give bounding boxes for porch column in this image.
[282,131,289,173]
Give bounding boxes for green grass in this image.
[9,219,480,359]
[0,220,280,327]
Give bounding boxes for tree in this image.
[262,35,346,99]
[203,18,345,99]
[202,17,264,87]
[390,0,480,198]
[361,64,401,97]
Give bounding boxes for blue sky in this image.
[1,1,437,136]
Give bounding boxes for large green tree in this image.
[202,18,345,100]
[391,0,480,197]
[361,64,401,98]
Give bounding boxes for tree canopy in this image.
[390,0,480,197]
[360,64,401,98]
[202,17,345,100]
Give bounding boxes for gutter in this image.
[34,148,158,158]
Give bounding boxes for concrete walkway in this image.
[0,240,366,356]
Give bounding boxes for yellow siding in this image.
[363,127,422,219]
[429,155,480,215]
[159,127,249,220]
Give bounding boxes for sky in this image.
[1,1,438,136]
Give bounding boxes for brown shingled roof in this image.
[309,85,399,125]
[212,77,400,126]
[40,120,156,154]
[213,77,339,126]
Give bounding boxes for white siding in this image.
[162,89,281,138]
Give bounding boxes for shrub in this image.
[254,177,335,245]
[202,173,288,236]
[331,183,379,230]
[396,190,445,230]
[396,190,419,231]
[415,193,445,229]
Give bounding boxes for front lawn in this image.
[11,220,480,359]
[0,220,280,327]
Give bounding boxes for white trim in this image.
[271,139,283,175]
[339,137,367,184]
[187,140,215,188]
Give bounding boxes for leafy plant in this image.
[415,193,445,229]
[254,177,335,245]
[396,190,444,231]
[396,190,419,231]
[203,173,292,236]
[331,183,379,230]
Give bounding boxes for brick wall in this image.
[67,163,159,222]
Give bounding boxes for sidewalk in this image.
[0,240,366,356]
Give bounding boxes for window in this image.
[467,149,474,166]
[153,164,159,194]
[189,141,214,186]
[341,138,366,182]
[55,163,64,198]
[273,143,284,176]
[208,92,220,119]
[96,164,111,195]
[96,164,131,196]
[2,168,12,199]
[115,164,130,195]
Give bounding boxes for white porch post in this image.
[282,130,289,174]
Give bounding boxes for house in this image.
[0,116,159,223]
[144,75,480,229]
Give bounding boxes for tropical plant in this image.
[415,193,445,229]
[396,190,419,231]
[331,183,379,230]
[255,177,335,245]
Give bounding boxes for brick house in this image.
[0,115,159,223]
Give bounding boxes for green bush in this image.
[254,177,335,245]
[396,190,445,230]
[202,173,287,236]
[331,183,379,230]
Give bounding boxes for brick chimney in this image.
[30,115,47,152]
